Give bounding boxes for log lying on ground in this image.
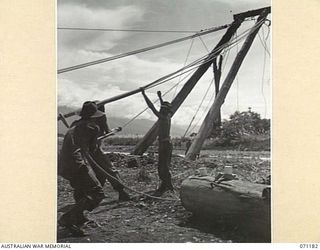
[180,176,271,242]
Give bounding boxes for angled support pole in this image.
[58,113,70,128]
[186,9,270,160]
[212,54,223,129]
[131,19,244,155]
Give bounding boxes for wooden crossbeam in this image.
[233,6,271,20]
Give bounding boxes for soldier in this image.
[69,101,130,202]
[58,115,104,236]
[93,100,112,136]
[141,89,174,196]
[58,102,129,236]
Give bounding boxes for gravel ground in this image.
[57,148,270,243]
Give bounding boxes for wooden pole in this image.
[212,55,223,130]
[58,24,230,74]
[233,6,270,20]
[132,7,270,156]
[131,19,244,155]
[58,7,269,122]
[186,10,269,160]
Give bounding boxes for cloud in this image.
[58,3,144,52]
[58,0,271,127]
[58,77,162,121]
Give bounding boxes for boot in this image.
[58,213,85,237]
[118,189,130,201]
[58,197,95,236]
[75,213,91,226]
[153,182,174,197]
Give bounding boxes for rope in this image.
[172,39,194,100]
[121,25,251,127]
[105,19,267,130]
[58,18,266,122]
[128,47,221,93]
[143,19,266,92]
[58,20,264,75]
[188,19,267,133]
[183,77,215,137]
[198,36,210,53]
[235,31,240,111]
[187,46,233,134]
[57,24,230,74]
[221,43,231,71]
[258,24,270,56]
[258,33,270,56]
[260,26,268,118]
[58,27,199,34]
[132,28,247,93]
[189,81,216,134]
[85,152,179,202]
[122,68,197,128]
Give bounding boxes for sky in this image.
[57,0,271,132]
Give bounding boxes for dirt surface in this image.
[57,148,270,243]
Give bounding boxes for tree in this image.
[213,108,270,140]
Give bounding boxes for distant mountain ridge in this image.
[58,105,187,137]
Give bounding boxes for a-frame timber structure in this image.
[57,7,271,160]
[132,6,271,158]
[186,8,270,160]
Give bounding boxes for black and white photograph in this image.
[57,0,271,243]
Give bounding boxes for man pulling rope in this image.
[58,101,130,236]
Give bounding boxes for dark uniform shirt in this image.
[59,128,85,179]
[59,121,99,180]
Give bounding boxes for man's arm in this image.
[71,147,90,173]
[141,88,160,117]
[72,145,108,178]
[100,115,112,134]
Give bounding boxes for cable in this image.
[260,25,268,118]
[172,38,195,100]
[144,19,266,91]
[190,21,267,132]
[198,36,210,53]
[188,19,267,134]
[57,24,230,74]
[61,18,263,93]
[258,31,270,56]
[183,77,215,137]
[262,24,271,55]
[143,40,229,91]
[221,44,230,72]
[189,87,216,134]
[122,68,197,128]
[86,152,179,201]
[235,31,240,111]
[59,18,267,121]
[58,27,198,34]
[181,24,266,134]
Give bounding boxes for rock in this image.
[127,158,140,168]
